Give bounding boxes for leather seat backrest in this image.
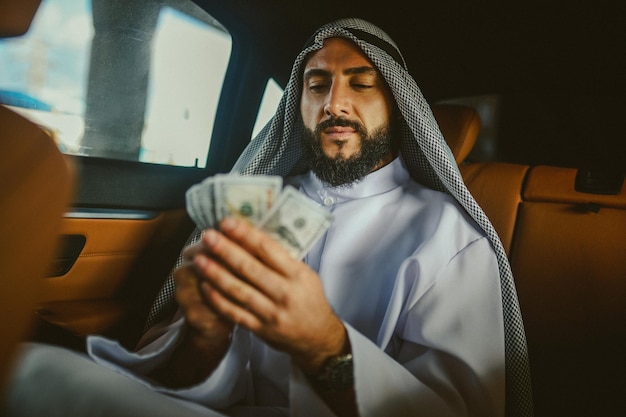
[0,106,74,394]
[461,162,529,255]
[0,0,75,396]
[432,103,527,255]
[510,165,626,416]
[431,103,481,165]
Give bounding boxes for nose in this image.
[323,83,350,117]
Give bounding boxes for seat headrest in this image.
[0,0,42,38]
[431,104,482,165]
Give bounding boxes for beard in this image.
[302,116,395,187]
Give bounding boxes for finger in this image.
[194,253,280,326]
[174,263,234,335]
[176,259,229,312]
[174,263,203,304]
[174,265,212,327]
[200,229,289,303]
[182,238,207,262]
[218,217,298,275]
[202,281,264,332]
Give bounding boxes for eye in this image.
[352,83,373,90]
[350,74,377,91]
[308,82,329,93]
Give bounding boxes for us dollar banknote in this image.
[185,175,216,230]
[186,174,282,230]
[256,185,333,260]
[213,174,283,224]
[186,176,333,259]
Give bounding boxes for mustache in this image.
[315,117,367,136]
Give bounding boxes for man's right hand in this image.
[176,241,235,347]
[149,236,234,388]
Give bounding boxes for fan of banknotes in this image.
[185,174,333,259]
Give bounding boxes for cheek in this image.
[300,93,326,131]
[365,100,393,131]
[300,94,317,130]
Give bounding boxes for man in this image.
[5,18,532,417]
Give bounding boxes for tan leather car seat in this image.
[510,165,626,415]
[461,162,529,255]
[432,103,481,165]
[431,103,529,255]
[0,106,74,395]
[0,0,75,397]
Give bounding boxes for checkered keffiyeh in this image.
[144,18,533,417]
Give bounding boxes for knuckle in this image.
[230,310,245,325]
[264,309,281,326]
[237,256,262,280]
[258,231,279,253]
[273,289,289,307]
[230,281,251,304]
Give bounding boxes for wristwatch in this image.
[311,353,354,391]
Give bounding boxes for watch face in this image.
[323,354,354,391]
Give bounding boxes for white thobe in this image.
[87,157,505,417]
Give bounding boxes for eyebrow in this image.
[303,66,378,80]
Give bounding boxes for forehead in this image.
[303,37,375,71]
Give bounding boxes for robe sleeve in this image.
[289,236,505,417]
[86,316,253,409]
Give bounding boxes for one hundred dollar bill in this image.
[186,177,332,259]
[186,174,283,230]
[213,174,283,224]
[186,176,216,230]
[257,185,333,259]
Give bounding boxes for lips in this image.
[324,126,355,134]
[323,126,356,140]
[316,117,364,140]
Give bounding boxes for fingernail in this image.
[220,216,237,231]
[194,254,208,269]
[204,230,218,246]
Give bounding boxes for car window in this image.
[0,0,231,168]
[251,78,283,139]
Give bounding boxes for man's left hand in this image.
[191,216,348,373]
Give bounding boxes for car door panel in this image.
[35,208,194,340]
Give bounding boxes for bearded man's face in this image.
[302,116,395,187]
[299,38,397,186]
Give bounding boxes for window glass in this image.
[0,0,231,168]
[251,78,283,139]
